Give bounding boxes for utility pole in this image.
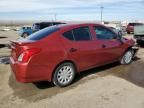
[100,6,104,23]
[54,13,57,21]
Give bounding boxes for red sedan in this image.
[10,23,138,87]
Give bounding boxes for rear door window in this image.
[26,26,59,40]
[63,31,74,40]
[73,27,91,41]
[63,26,91,41]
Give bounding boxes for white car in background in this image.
[0,27,11,31]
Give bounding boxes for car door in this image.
[61,26,103,71]
[93,25,123,64]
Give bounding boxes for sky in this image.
[0,0,144,21]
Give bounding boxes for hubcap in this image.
[124,51,133,64]
[57,66,74,85]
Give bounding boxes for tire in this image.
[53,62,76,87]
[120,49,134,65]
[22,33,28,38]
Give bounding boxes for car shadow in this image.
[33,81,55,89]
[113,60,144,88]
[74,62,120,82]
[33,56,141,90]
[133,56,141,61]
[33,62,120,89]
[8,57,142,102]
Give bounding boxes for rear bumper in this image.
[10,57,29,82]
[10,57,52,83]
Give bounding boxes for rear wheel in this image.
[120,49,134,65]
[53,62,76,87]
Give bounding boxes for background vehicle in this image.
[0,27,11,31]
[18,27,33,38]
[18,22,66,38]
[126,22,143,34]
[32,22,66,32]
[10,23,138,87]
[134,24,144,45]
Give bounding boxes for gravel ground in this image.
[0,30,144,108]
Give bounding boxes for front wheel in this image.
[120,49,134,65]
[53,62,76,87]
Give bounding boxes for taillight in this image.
[18,48,41,62]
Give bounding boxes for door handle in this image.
[69,48,77,52]
[102,44,106,48]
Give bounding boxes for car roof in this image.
[56,23,103,29]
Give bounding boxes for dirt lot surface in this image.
[0,30,144,108]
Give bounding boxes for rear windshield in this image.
[26,26,59,40]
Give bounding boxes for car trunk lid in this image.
[10,39,36,61]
